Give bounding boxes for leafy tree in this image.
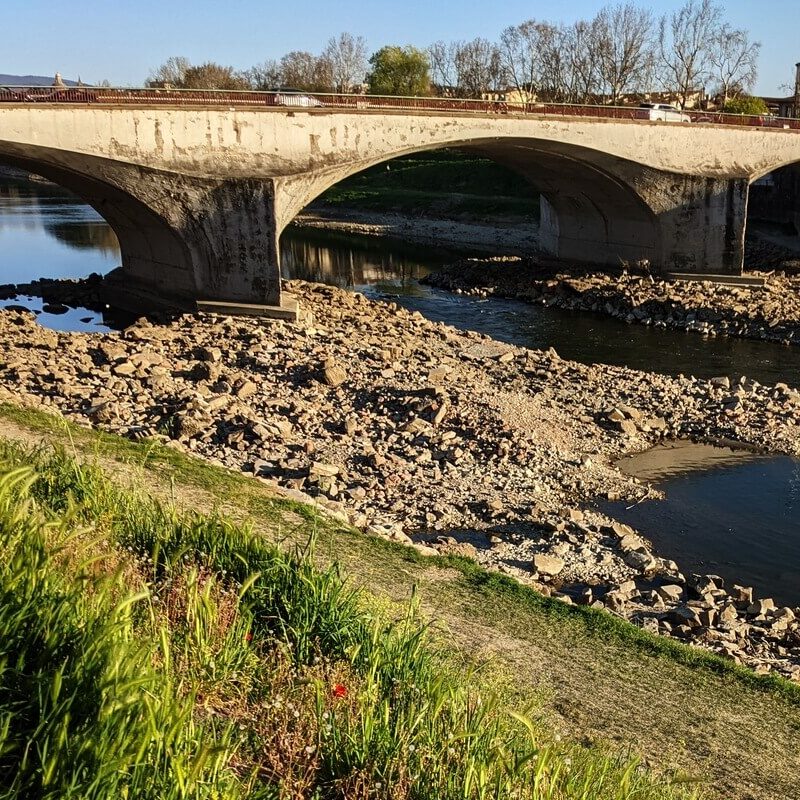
[146,57,248,90]
[723,95,768,115]
[367,46,431,96]
[181,62,249,90]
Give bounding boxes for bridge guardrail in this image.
[2,86,799,130]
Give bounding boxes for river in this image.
[2,174,799,604]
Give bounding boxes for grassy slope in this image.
[1,403,799,800]
[315,150,540,221]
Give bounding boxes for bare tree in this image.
[453,38,505,98]
[146,56,191,88]
[427,40,458,94]
[245,59,282,90]
[499,22,538,98]
[322,33,368,92]
[708,24,760,106]
[279,51,332,91]
[500,20,563,100]
[594,3,656,104]
[537,23,571,100]
[561,20,601,103]
[659,0,722,108]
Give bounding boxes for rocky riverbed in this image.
[425,258,800,347]
[2,279,800,679]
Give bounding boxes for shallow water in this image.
[606,443,800,607]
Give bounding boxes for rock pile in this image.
[1,279,799,678]
[424,259,800,347]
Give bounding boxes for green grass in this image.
[316,150,540,220]
[0,439,702,799]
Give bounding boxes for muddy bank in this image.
[2,279,800,679]
[292,206,538,255]
[425,258,800,347]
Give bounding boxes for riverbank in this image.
[1,278,800,682]
[425,257,800,347]
[293,205,538,255]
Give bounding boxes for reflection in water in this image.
[0,174,122,330]
[614,440,767,483]
[0,173,120,254]
[46,220,119,254]
[0,173,120,285]
[281,226,444,289]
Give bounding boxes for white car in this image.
[639,103,691,123]
[274,92,324,108]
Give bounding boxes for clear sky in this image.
[4,0,798,95]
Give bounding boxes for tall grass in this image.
[0,443,702,799]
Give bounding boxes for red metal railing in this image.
[2,86,799,130]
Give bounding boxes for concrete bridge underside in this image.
[2,106,800,310]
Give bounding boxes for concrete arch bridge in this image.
[2,100,800,312]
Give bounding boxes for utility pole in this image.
[794,62,800,118]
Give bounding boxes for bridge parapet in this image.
[2,86,800,132]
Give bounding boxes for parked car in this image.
[638,103,691,123]
[273,91,324,108]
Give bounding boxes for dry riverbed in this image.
[2,279,800,680]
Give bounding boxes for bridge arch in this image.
[273,137,663,269]
[747,160,800,247]
[0,146,197,303]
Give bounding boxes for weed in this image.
[0,441,701,798]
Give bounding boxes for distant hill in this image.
[0,74,80,87]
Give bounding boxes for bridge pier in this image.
[110,173,285,312]
[538,174,747,275]
[0,151,288,314]
[649,176,748,275]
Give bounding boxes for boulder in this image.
[747,598,777,617]
[624,549,657,572]
[532,553,566,577]
[322,358,347,387]
[309,461,340,478]
[656,584,684,602]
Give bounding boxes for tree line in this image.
[147,0,761,109]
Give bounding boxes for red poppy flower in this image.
[332,683,348,698]
[244,631,253,643]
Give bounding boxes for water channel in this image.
[2,174,799,604]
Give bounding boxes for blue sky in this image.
[4,0,797,95]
